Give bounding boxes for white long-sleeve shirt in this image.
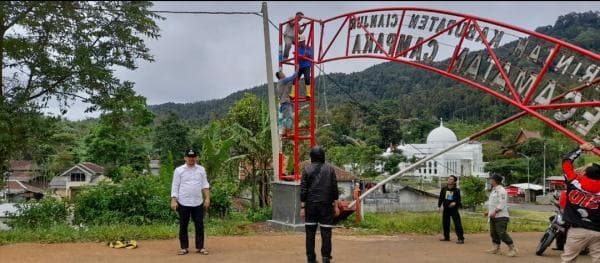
[171,164,210,207]
[487,185,509,219]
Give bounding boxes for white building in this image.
[385,121,488,181]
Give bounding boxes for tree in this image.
[225,93,262,134]
[228,94,273,208]
[460,176,487,209]
[1,1,162,105]
[153,112,190,166]
[194,121,237,182]
[1,1,162,175]
[329,144,381,177]
[379,153,406,175]
[515,138,561,183]
[484,158,527,185]
[83,89,154,181]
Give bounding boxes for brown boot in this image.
[486,244,500,254]
[506,244,518,257]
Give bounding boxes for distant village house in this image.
[49,162,109,199]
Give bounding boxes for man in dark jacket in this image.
[438,175,465,244]
[300,146,340,263]
[560,142,600,263]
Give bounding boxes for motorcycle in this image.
[535,191,589,256]
[535,196,568,256]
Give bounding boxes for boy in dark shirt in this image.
[438,175,465,244]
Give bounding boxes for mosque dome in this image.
[426,121,458,144]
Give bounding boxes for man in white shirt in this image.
[484,174,517,257]
[282,12,306,59]
[171,149,211,255]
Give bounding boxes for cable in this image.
[148,10,280,30]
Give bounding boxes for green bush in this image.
[246,207,272,222]
[460,176,487,209]
[6,198,69,229]
[73,176,176,225]
[209,178,237,217]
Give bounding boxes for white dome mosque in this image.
[384,120,488,180]
[426,121,458,144]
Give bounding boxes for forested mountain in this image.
[149,11,600,124]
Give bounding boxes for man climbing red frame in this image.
[278,7,600,183]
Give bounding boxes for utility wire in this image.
[149,10,280,30]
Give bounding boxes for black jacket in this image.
[438,186,462,209]
[300,147,339,203]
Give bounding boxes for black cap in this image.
[487,174,503,184]
[185,149,198,157]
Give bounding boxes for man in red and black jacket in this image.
[561,142,600,263]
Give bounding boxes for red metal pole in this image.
[353,186,361,224]
[318,22,324,61]
[390,10,406,57]
[346,15,351,57]
[473,21,521,104]
[523,44,561,105]
[278,152,283,180]
[294,15,300,181]
[529,101,600,110]
[447,19,472,72]
[310,21,316,148]
[278,23,283,71]
[307,20,314,49]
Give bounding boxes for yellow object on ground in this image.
[107,240,138,249]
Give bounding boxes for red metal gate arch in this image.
[278,7,600,180]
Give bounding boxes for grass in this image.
[0,215,253,245]
[0,210,552,245]
[341,210,551,235]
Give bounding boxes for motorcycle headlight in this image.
[557,214,565,225]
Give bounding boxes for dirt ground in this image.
[0,231,593,263]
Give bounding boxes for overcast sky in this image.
[53,1,599,120]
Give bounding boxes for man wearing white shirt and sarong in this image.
[171,149,211,256]
[484,174,517,257]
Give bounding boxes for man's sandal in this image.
[196,248,209,255]
[177,249,189,255]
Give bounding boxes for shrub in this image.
[6,198,69,229]
[209,178,237,217]
[246,207,272,222]
[73,176,175,225]
[461,176,487,209]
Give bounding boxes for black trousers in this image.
[298,66,311,85]
[177,203,205,250]
[305,202,334,262]
[442,207,464,240]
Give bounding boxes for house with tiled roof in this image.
[8,160,40,182]
[49,162,110,199]
[502,129,543,156]
[4,180,44,202]
[300,160,359,200]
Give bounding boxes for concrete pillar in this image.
[267,181,305,231]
